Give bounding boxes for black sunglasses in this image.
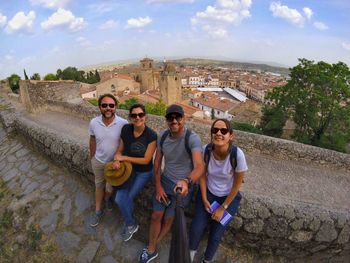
[211,127,230,135]
[130,112,146,119]
[166,114,183,122]
[101,103,115,108]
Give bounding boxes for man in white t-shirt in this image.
[88,94,128,227]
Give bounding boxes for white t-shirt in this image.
[89,115,128,163]
[204,144,248,197]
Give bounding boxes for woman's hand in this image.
[112,160,120,170]
[114,154,126,162]
[212,206,225,222]
[202,198,212,213]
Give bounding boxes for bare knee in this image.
[151,211,164,223]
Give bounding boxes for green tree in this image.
[232,121,262,134]
[259,107,287,137]
[95,70,101,82]
[24,69,29,80]
[118,98,139,110]
[7,74,21,93]
[30,73,41,80]
[211,108,215,119]
[146,100,166,116]
[43,73,58,80]
[261,59,350,152]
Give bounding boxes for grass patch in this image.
[87,98,98,106]
[27,224,43,251]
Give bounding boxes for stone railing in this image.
[1,98,349,259]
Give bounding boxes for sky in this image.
[0,0,349,79]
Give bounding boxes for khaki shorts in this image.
[91,157,113,193]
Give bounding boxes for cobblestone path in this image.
[1,123,280,263]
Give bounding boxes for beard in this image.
[102,111,114,119]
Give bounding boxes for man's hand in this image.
[174,179,188,197]
[156,184,167,203]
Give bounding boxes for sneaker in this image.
[90,211,104,227]
[139,248,158,263]
[122,224,139,242]
[105,198,113,212]
[190,250,196,262]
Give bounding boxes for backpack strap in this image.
[229,144,238,170]
[160,130,170,155]
[204,143,213,165]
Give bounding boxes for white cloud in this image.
[191,0,252,38]
[147,0,194,3]
[303,7,313,20]
[99,20,119,30]
[342,42,350,51]
[5,11,36,34]
[41,8,86,32]
[86,2,120,14]
[313,21,328,31]
[76,37,91,47]
[270,2,304,27]
[0,13,7,27]
[126,16,152,29]
[203,25,228,38]
[30,0,72,9]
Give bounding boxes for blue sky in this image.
[0,0,349,79]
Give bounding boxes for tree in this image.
[7,74,21,93]
[44,73,58,80]
[24,69,29,80]
[30,73,41,80]
[95,70,100,82]
[261,59,350,152]
[211,108,215,119]
[118,98,139,110]
[146,100,167,116]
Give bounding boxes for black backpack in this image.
[204,143,238,170]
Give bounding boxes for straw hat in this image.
[104,161,132,186]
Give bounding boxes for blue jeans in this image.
[189,189,241,261]
[114,170,153,226]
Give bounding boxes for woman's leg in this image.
[189,190,211,251]
[204,192,241,261]
[114,173,135,226]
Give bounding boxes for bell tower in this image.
[159,62,181,105]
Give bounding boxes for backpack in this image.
[160,129,192,161]
[204,143,237,171]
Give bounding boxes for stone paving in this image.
[1,123,279,263]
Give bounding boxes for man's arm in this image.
[176,150,204,196]
[89,135,96,159]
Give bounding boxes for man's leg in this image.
[91,157,107,227]
[148,211,164,253]
[156,217,174,243]
[95,186,105,212]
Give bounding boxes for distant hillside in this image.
[82,57,290,76]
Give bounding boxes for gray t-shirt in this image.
[158,128,202,183]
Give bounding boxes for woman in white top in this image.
[189,118,248,263]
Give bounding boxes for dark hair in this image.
[98,94,118,106]
[211,118,233,134]
[129,103,146,114]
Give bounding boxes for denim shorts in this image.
[152,175,193,218]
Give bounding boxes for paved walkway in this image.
[23,110,350,213]
[0,121,280,262]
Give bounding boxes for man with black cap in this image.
[139,104,204,263]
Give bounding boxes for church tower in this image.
[159,62,181,105]
[140,57,155,93]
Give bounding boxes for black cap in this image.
[166,104,184,117]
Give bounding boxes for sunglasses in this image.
[101,103,115,108]
[130,112,146,119]
[166,114,183,122]
[211,127,230,135]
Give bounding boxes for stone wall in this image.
[42,100,350,171]
[19,80,82,113]
[0,98,349,259]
